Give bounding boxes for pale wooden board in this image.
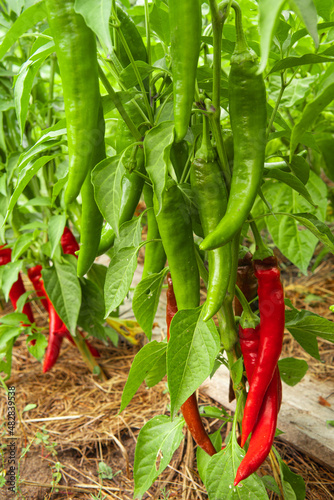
[97,259,334,469]
[200,365,334,469]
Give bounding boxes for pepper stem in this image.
[250,218,274,260]
[219,0,248,54]
[235,285,259,329]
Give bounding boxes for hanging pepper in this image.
[142,185,166,279]
[154,179,200,310]
[45,0,100,205]
[169,0,201,142]
[167,273,216,456]
[61,226,79,256]
[200,1,266,251]
[0,246,35,325]
[240,256,284,447]
[190,114,231,321]
[76,103,105,277]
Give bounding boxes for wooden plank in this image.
[200,365,334,469]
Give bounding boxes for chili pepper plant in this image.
[1,0,334,498]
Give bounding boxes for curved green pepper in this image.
[169,0,201,143]
[191,115,231,321]
[200,1,266,251]
[77,104,105,277]
[45,0,100,205]
[154,179,200,310]
[114,4,148,68]
[142,185,166,279]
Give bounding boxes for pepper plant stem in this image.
[98,66,142,142]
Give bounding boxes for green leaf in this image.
[278,358,308,386]
[14,41,55,140]
[42,257,81,335]
[0,1,47,60]
[120,341,167,413]
[48,214,66,259]
[258,0,285,73]
[26,333,47,361]
[197,429,222,484]
[275,449,306,500]
[11,232,35,261]
[0,312,28,326]
[290,71,334,157]
[133,415,184,499]
[132,269,168,340]
[104,246,138,317]
[1,261,23,302]
[78,278,106,340]
[205,439,269,499]
[91,154,125,237]
[264,169,315,207]
[114,215,143,253]
[23,403,37,412]
[283,213,334,255]
[4,154,58,223]
[290,0,319,48]
[167,307,220,418]
[253,171,327,274]
[144,351,167,388]
[150,2,170,45]
[285,309,334,343]
[87,263,107,292]
[269,53,334,74]
[231,357,244,387]
[120,61,154,88]
[144,121,174,213]
[74,0,112,53]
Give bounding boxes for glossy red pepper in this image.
[61,226,80,256]
[0,246,35,325]
[167,273,216,456]
[235,368,280,485]
[240,256,284,447]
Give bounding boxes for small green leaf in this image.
[133,415,184,499]
[197,429,222,484]
[120,341,167,413]
[91,154,125,237]
[104,246,138,317]
[132,268,168,340]
[167,307,220,418]
[42,256,81,335]
[11,233,35,261]
[74,0,112,53]
[48,214,66,258]
[2,261,23,302]
[23,404,37,412]
[144,121,174,213]
[278,358,308,386]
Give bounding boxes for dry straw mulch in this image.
[0,253,334,500]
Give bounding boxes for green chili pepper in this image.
[191,114,231,321]
[114,4,148,68]
[45,0,100,205]
[97,223,115,256]
[200,1,266,251]
[77,104,105,277]
[142,185,166,279]
[154,179,200,310]
[169,0,201,143]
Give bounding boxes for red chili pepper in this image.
[27,265,50,312]
[234,368,280,485]
[61,226,79,256]
[167,273,216,457]
[240,256,284,448]
[0,246,35,325]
